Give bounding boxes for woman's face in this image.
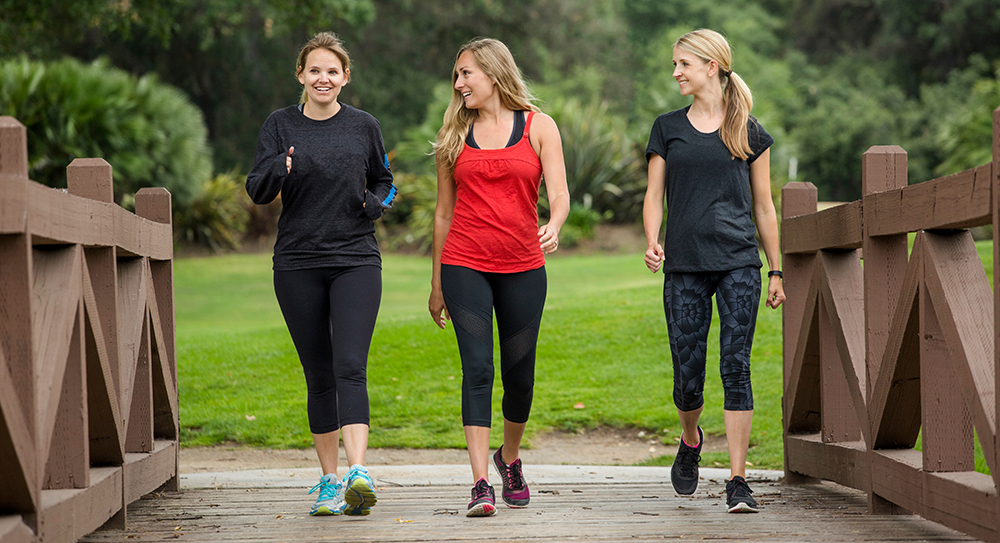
[453,50,496,110]
[298,48,349,106]
[672,47,714,96]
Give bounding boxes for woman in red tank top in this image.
[429,38,570,517]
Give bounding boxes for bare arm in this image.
[642,154,667,272]
[749,148,785,308]
[531,113,570,253]
[429,154,458,328]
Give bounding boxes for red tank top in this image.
[441,111,545,273]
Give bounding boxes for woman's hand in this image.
[429,287,450,329]
[538,224,560,254]
[645,243,665,273]
[766,275,786,308]
[285,146,294,174]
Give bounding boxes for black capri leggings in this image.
[664,266,761,412]
[273,265,381,434]
[441,264,547,427]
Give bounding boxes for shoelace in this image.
[675,445,701,478]
[472,479,492,499]
[727,478,753,498]
[309,478,338,499]
[506,461,525,490]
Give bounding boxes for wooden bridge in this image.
[1,108,999,542]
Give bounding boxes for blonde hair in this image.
[674,29,754,160]
[433,38,540,172]
[295,32,351,104]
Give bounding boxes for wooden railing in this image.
[781,107,1000,542]
[0,117,178,543]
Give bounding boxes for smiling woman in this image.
[244,31,397,518]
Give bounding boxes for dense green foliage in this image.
[0,56,211,205]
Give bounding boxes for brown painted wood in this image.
[820,296,862,443]
[39,467,122,543]
[871,449,922,513]
[867,163,993,235]
[43,302,89,490]
[0,117,28,178]
[125,312,153,454]
[82,482,977,543]
[83,248,119,407]
[786,433,868,490]
[0,234,37,518]
[782,200,862,254]
[27,183,114,248]
[817,250,868,444]
[122,441,176,504]
[113,207,172,261]
[992,105,1000,496]
[921,285,975,472]
[0,175,28,234]
[922,231,997,475]
[869,239,922,449]
[82,255,125,467]
[0,517,32,543]
[66,159,113,204]
[923,470,999,542]
[785,282,821,433]
[31,247,82,478]
[862,146,909,401]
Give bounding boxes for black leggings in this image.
[663,266,760,412]
[273,266,381,433]
[441,264,547,427]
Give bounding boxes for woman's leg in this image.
[274,268,342,475]
[491,266,546,462]
[664,271,716,445]
[328,265,382,467]
[715,266,761,479]
[441,265,496,483]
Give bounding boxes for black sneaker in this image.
[466,478,497,517]
[670,426,703,495]
[726,476,759,513]
[493,446,530,508]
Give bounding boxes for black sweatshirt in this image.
[246,104,396,271]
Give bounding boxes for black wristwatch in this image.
[767,270,783,278]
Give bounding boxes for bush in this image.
[0,56,211,206]
[174,171,249,252]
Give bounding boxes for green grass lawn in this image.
[175,240,994,472]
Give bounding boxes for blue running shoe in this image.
[308,473,345,516]
[344,464,377,516]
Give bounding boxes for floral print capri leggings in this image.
[663,266,761,412]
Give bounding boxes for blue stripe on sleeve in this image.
[381,184,397,207]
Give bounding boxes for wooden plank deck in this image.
[81,479,978,542]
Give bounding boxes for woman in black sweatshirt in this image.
[245,32,395,518]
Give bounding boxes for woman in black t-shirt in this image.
[641,28,785,513]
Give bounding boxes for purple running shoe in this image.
[492,446,530,508]
[467,477,497,517]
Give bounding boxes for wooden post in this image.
[0,117,28,177]
[992,106,1000,509]
[863,145,909,514]
[781,181,821,484]
[135,187,178,491]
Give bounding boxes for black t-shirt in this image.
[246,104,396,271]
[645,106,773,273]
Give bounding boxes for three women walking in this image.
[248,27,782,519]
[246,32,395,517]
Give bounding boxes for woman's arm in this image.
[429,154,458,329]
[364,123,397,220]
[642,154,667,273]
[749,148,785,308]
[531,113,570,254]
[245,119,290,205]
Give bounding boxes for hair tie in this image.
[723,69,733,78]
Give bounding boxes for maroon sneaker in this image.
[466,478,496,517]
[492,446,530,508]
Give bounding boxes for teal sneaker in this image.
[308,473,345,516]
[343,465,377,516]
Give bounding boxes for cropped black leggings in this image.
[664,266,761,412]
[273,265,381,434]
[441,264,547,427]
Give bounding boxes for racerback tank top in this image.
[441,111,544,273]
